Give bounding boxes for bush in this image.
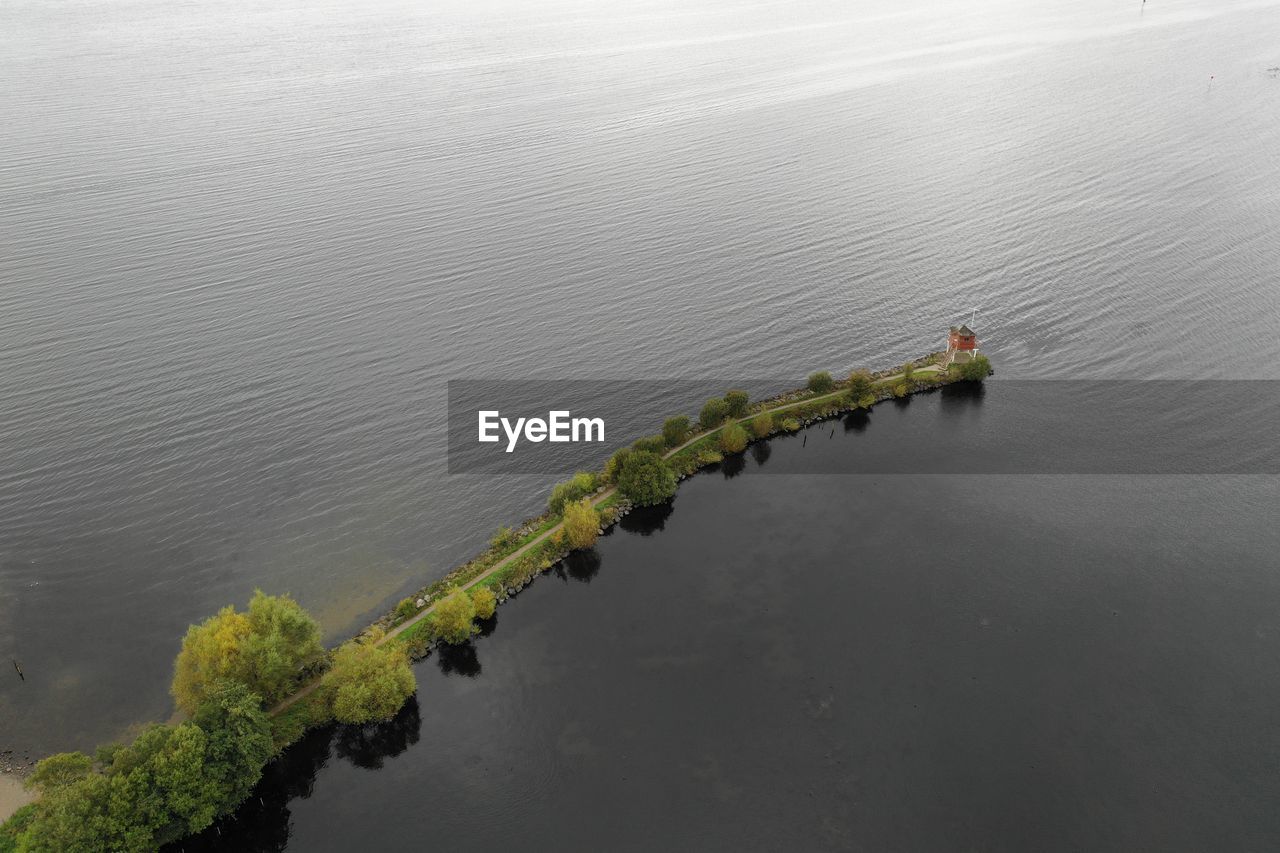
[959,354,991,381]
[857,392,877,409]
[563,497,600,549]
[807,371,834,394]
[720,422,749,453]
[750,412,773,438]
[847,369,873,399]
[470,586,497,620]
[632,434,667,455]
[490,526,518,550]
[322,631,415,725]
[171,591,324,716]
[394,598,417,620]
[615,450,678,506]
[901,362,915,384]
[602,447,633,484]
[781,417,801,432]
[434,588,477,645]
[661,416,690,447]
[892,382,908,398]
[699,397,729,429]
[724,390,750,418]
[548,471,598,515]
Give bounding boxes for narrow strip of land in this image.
[270,364,938,715]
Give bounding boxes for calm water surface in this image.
[2,0,1279,841]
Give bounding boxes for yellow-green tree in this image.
[720,422,748,453]
[434,587,477,645]
[172,591,323,715]
[322,630,416,725]
[750,412,772,438]
[471,585,497,620]
[563,497,599,549]
[847,369,874,400]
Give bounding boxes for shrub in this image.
[471,586,497,620]
[616,450,678,506]
[847,369,873,399]
[563,497,600,549]
[661,416,690,447]
[807,371,834,394]
[632,434,667,454]
[434,588,477,645]
[548,471,598,515]
[892,382,908,398]
[394,598,417,620]
[960,354,991,381]
[172,591,324,715]
[724,390,750,418]
[901,362,915,384]
[322,630,415,725]
[781,417,801,432]
[699,397,729,429]
[490,526,518,550]
[720,422,749,453]
[602,447,633,484]
[857,392,877,409]
[750,412,773,437]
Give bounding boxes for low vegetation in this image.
[547,471,598,515]
[698,397,729,429]
[807,371,834,394]
[562,497,600,549]
[720,421,749,453]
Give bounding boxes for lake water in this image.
[2,0,1280,844]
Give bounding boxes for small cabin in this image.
[943,323,980,366]
[948,324,977,351]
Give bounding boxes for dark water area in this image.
[177,390,1280,851]
[2,0,1280,831]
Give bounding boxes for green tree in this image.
[720,422,748,453]
[434,588,477,645]
[959,354,991,381]
[847,369,873,400]
[661,416,690,447]
[470,586,497,620]
[807,371,834,394]
[724,390,750,418]
[171,591,323,715]
[548,470,598,515]
[394,598,416,620]
[322,631,416,725]
[631,434,667,454]
[615,450,678,506]
[901,362,915,384]
[750,412,773,438]
[602,447,633,484]
[24,753,92,797]
[562,497,600,549]
[699,397,729,429]
[190,682,273,815]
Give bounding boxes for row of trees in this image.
[10,592,419,851]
